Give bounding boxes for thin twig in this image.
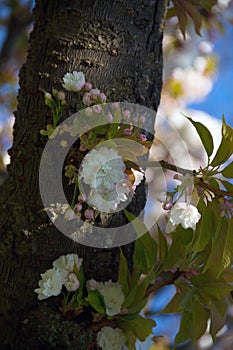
[137,160,195,176]
[145,269,184,297]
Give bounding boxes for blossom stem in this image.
[197,178,233,198]
[133,160,233,198]
[71,183,78,209]
[137,160,195,176]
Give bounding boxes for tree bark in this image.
[0,0,167,347]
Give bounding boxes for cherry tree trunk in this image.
[0,0,167,348]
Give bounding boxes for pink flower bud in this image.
[78,193,86,202]
[85,209,94,220]
[122,110,130,118]
[44,92,52,101]
[138,134,147,142]
[57,91,66,101]
[139,116,146,123]
[90,89,101,101]
[74,203,83,212]
[93,105,102,113]
[106,112,113,123]
[124,128,132,136]
[132,117,138,124]
[83,93,92,106]
[98,92,107,103]
[91,94,98,101]
[163,202,173,210]
[64,273,80,292]
[112,102,119,110]
[84,82,93,91]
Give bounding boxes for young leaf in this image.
[186,116,214,157]
[203,218,232,277]
[172,0,188,38]
[192,199,213,253]
[118,249,130,295]
[157,225,168,265]
[211,116,233,167]
[127,297,148,315]
[175,309,192,345]
[164,238,184,269]
[161,286,188,314]
[85,290,105,314]
[222,161,233,178]
[127,275,150,313]
[124,210,157,274]
[210,298,228,341]
[192,295,209,343]
[117,314,155,342]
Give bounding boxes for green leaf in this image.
[175,309,192,345]
[85,290,105,314]
[75,267,85,304]
[210,298,228,341]
[127,297,148,315]
[172,0,188,38]
[222,161,233,178]
[211,116,233,167]
[127,275,150,312]
[164,226,190,269]
[175,293,209,345]
[193,199,213,253]
[181,0,202,35]
[161,286,188,314]
[172,0,202,38]
[191,273,233,301]
[117,314,155,342]
[192,295,209,343]
[201,0,217,11]
[118,249,130,295]
[124,210,148,239]
[164,239,184,269]
[186,116,214,157]
[203,218,233,277]
[157,226,168,265]
[125,211,157,274]
[221,219,233,274]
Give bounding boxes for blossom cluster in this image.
[62,71,107,106]
[80,146,133,213]
[87,279,125,316]
[35,254,82,300]
[96,327,155,350]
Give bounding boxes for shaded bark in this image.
[0,0,167,347]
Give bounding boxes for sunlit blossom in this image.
[80,147,126,192]
[166,202,201,233]
[62,71,85,92]
[34,267,66,300]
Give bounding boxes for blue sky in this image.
[189,21,233,126]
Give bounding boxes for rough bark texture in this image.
[0,0,167,347]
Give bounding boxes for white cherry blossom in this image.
[34,267,66,300]
[86,279,125,316]
[167,202,201,233]
[62,71,85,92]
[97,326,126,350]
